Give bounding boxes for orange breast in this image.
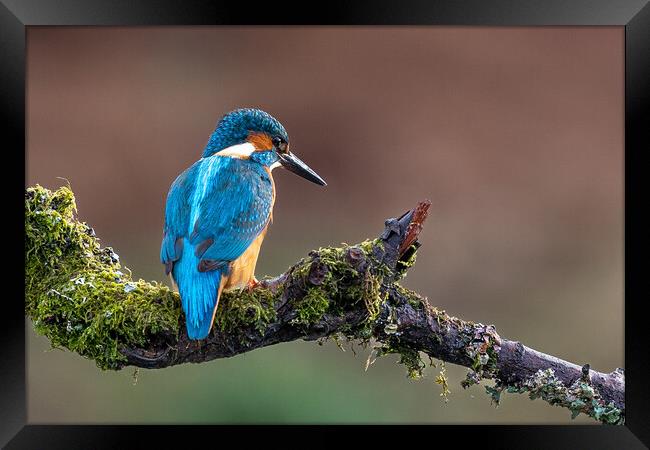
[224,170,275,290]
[224,224,269,289]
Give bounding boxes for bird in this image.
[160,108,326,340]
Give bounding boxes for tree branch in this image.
[25,185,624,424]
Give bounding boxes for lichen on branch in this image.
[485,366,624,425]
[25,185,624,424]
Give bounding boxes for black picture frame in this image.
[3,1,648,448]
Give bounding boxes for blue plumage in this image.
[161,108,326,340]
[174,240,224,339]
[189,157,274,261]
[162,156,274,339]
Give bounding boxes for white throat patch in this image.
[215,142,256,159]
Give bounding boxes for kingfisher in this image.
[161,108,326,340]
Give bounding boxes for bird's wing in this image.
[160,163,196,275]
[189,157,274,271]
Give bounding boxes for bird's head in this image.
[203,108,326,186]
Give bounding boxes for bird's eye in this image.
[272,137,282,148]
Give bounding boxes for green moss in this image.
[26,185,181,370]
[291,287,331,326]
[399,348,426,379]
[288,241,387,331]
[377,343,426,379]
[215,287,278,336]
[358,238,379,255]
[352,270,383,323]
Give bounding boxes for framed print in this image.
[3,0,649,448]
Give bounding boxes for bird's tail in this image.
[173,238,226,340]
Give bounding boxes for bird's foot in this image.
[246,277,261,292]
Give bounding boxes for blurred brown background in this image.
[26,26,623,424]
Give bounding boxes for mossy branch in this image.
[25,185,625,424]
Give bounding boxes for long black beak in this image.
[279,152,327,186]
